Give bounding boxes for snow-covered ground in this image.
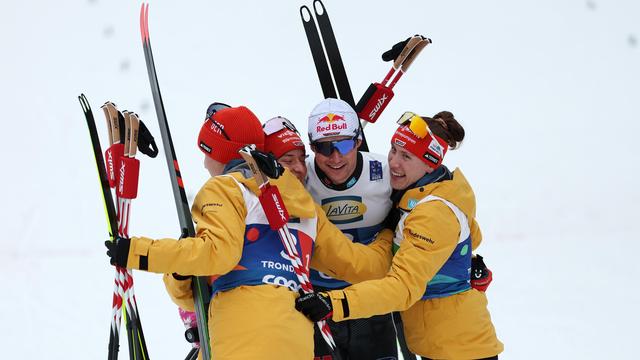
[1,1,638,358]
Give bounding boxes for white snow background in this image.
[1,0,638,358]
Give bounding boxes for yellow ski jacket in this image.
[325,169,503,359]
[125,168,392,359]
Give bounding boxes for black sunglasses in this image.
[205,102,232,140]
[311,137,358,156]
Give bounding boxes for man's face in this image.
[278,149,307,183]
[311,135,360,184]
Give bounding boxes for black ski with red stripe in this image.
[138,4,212,360]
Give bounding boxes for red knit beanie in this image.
[391,124,449,171]
[197,106,265,163]
[264,128,305,159]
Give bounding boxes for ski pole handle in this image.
[398,37,431,73]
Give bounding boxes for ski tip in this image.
[139,2,150,42]
[300,5,312,22]
[78,94,90,112]
[313,0,326,17]
[139,3,146,42]
[144,3,150,40]
[78,94,86,112]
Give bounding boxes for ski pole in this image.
[238,145,340,358]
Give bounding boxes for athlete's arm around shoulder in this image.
[328,201,461,321]
[127,175,247,276]
[310,204,393,283]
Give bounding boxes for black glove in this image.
[137,120,159,158]
[250,149,284,179]
[383,208,402,231]
[382,37,411,62]
[172,273,191,281]
[105,236,131,267]
[471,254,493,292]
[295,291,333,322]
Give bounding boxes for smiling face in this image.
[388,143,432,190]
[278,149,307,183]
[312,135,361,184]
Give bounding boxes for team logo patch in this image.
[409,229,435,244]
[316,113,347,134]
[423,152,439,165]
[317,113,345,124]
[201,202,223,215]
[199,141,212,153]
[428,139,444,157]
[321,196,367,224]
[369,160,383,181]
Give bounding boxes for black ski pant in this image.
[313,312,398,360]
[393,311,416,360]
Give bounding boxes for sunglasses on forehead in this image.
[263,116,300,136]
[206,102,230,119]
[205,102,232,140]
[311,136,358,157]
[396,111,439,142]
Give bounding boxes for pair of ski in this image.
[301,1,430,139]
[300,0,369,152]
[79,95,150,360]
[80,7,206,359]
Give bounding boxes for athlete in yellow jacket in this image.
[105,106,392,359]
[296,111,503,359]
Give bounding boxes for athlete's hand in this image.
[105,236,131,267]
[471,254,493,292]
[250,148,284,179]
[382,35,429,62]
[295,291,333,322]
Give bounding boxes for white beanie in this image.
[308,98,360,142]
